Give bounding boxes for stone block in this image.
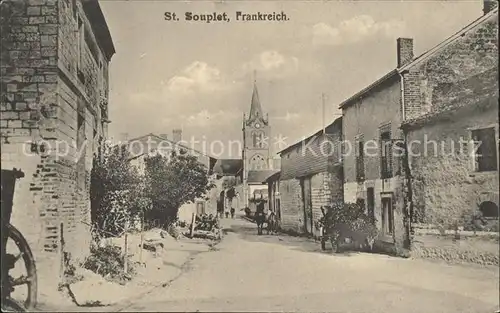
[45,75,57,83]
[1,112,19,120]
[8,120,23,128]
[29,0,46,5]
[41,47,57,57]
[19,112,32,121]
[0,120,7,127]
[27,6,41,16]
[39,24,57,35]
[22,25,39,33]
[29,16,45,24]
[7,84,17,92]
[26,33,41,41]
[23,119,39,128]
[41,6,57,16]
[28,50,42,59]
[45,16,57,24]
[12,33,27,41]
[15,102,28,111]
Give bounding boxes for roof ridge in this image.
[399,7,498,72]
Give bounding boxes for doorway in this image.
[301,177,313,234]
[381,197,394,235]
[367,187,375,224]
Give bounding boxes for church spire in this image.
[249,80,263,120]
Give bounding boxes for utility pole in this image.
[322,93,326,135]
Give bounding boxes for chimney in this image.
[397,38,414,68]
[172,129,182,143]
[483,0,498,14]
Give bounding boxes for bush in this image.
[194,214,220,231]
[318,202,379,253]
[82,245,136,285]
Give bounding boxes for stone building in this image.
[277,117,343,235]
[123,132,218,223]
[400,5,498,230]
[0,0,115,293]
[339,0,498,254]
[339,39,411,248]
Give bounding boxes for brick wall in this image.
[403,12,498,121]
[279,178,303,232]
[1,0,112,294]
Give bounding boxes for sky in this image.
[100,0,483,158]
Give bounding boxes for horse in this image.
[266,211,278,235]
[255,210,266,235]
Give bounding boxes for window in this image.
[356,138,365,181]
[382,197,394,235]
[252,131,265,148]
[472,127,498,172]
[250,154,266,170]
[479,201,499,218]
[380,131,393,179]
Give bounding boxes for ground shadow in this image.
[225,219,359,257]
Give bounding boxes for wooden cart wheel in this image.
[3,224,37,311]
[1,297,26,312]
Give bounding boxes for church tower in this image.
[242,80,271,207]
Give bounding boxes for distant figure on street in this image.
[230,207,235,219]
[225,210,229,218]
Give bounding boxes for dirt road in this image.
[116,217,499,313]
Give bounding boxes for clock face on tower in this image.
[255,123,260,129]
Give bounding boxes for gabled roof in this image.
[278,116,342,155]
[247,170,279,184]
[121,133,214,162]
[213,159,243,176]
[398,7,498,73]
[338,70,399,109]
[339,7,499,111]
[263,171,281,184]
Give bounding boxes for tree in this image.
[144,149,215,227]
[90,143,147,239]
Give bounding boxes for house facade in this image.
[400,6,499,231]
[278,118,343,236]
[339,41,411,246]
[0,0,114,290]
[124,132,218,224]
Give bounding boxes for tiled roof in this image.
[213,159,243,176]
[247,170,280,184]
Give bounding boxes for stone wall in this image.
[403,12,498,120]
[406,103,498,228]
[0,0,112,293]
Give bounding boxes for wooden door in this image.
[302,177,313,234]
